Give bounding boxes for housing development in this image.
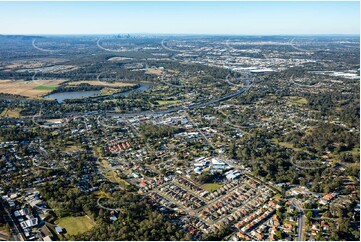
[0,33,359,241]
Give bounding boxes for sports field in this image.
[202,183,223,192]
[55,216,95,235]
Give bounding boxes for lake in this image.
[45,84,152,103]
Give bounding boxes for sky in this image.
[0,1,359,35]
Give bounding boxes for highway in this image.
[25,77,253,127]
[106,79,252,119]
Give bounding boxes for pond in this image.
[44,84,152,103]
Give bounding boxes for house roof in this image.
[55,226,63,233]
[43,236,52,241]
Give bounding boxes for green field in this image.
[33,85,58,90]
[202,183,223,192]
[55,216,95,235]
[286,96,308,106]
[156,100,180,106]
[350,147,359,156]
[99,159,130,188]
[271,138,302,152]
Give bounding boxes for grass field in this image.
[1,108,21,118]
[156,100,181,106]
[104,169,130,187]
[202,183,223,192]
[33,85,58,90]
[55,216,95,235]
[64,145,82,152]
[99,159,130,188]
[285,96,308,106]
[100,87,123,95]
[267,94,278,100]
[0,79,65,98]
[271,138,302,152]
[67,80,135,87]
[94,190,112,199]
[350,147,359,156]
[145,68,162,76]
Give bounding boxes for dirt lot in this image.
[67,80,136,87]
[0,79,65,98]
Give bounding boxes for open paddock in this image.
[145,68,162,76]
[0,79,66,98]
[1,108,21,118]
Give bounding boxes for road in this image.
[184,111,215,150]
[24,76,254,230]
[1,201,24,241]
[106,79,252,119]
[25,77,253,127]
[290,198,305,241]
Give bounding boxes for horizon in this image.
[0,1,359,35]
[1,33,360,37]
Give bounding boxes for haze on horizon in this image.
[0,1,359,35]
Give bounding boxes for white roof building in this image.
[20,218,38,229]
[211,158,228,172]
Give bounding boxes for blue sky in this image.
[0,1,359,35]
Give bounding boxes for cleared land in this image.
[55,216,95,235]
[145,68,162,76]
[64,145,82,152]
[0,79,65,98]
[67,80,135,87]
[100,87,120,95]
[45,118,63,123]
[156,100,181,106]
[99,159,130,188]
[271,138,302,152]
[0,225,10,240]
[94,190,112,199]
[1,108,21,118]
[202,183,223,192]
[4,58,68,69]
[108,57,133,62]
[33,85,58,91]
[285,96,308,106]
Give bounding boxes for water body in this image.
[113,84,151,98]
[45,84,151,103]
[45,90,101,103]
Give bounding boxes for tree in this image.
[275,230,283,240]
[5,223,10,235]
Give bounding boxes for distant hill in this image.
[0,35,44,40]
